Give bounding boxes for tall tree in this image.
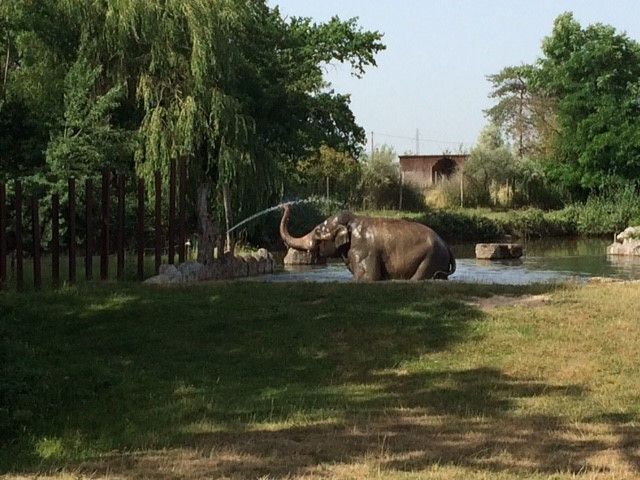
[485,65,557,158]
[533,12,640,193]
[1,1,384,255]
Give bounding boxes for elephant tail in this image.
[431,245,456,280]
[448,246,456,277]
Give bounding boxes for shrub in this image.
[425,171,492,209]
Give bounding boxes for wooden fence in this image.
[0,158,188,291]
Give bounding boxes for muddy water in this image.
[254,238,640,284]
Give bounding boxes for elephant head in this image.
[280,204,353,257]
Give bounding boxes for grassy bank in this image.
[361,206,634,242]
[2,281,640,479]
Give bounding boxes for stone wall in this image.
[144,248,275,284]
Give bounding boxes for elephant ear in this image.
[334,225,350,249]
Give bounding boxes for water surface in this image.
[256,238,640,284]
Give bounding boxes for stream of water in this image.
[252,238,640,284]
[227,199,311,234]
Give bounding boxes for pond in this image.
[256,238,640,284]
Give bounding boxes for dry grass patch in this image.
[2,282,640,479]
[468,294,552,311]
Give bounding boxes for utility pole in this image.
[415,129,420,155]
[460,169,464,207]
[370,131,374,159]
[399,171,404,211]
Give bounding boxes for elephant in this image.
[279,204,456,281]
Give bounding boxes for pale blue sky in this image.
[270,1,639,155]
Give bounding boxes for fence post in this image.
[0,183,6,290]
[137,178,145,280]
[85,178,93,280]
[32,195,41,289]
[100,169,110,281]
[168,159,176,264]
[15,181,23,291]
[154,171,162,273]
[51,193,60,288]
[68,178,76,284]
[179,157,187,263]
[116,174,125,280]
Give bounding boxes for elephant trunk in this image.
[280,204,315,251]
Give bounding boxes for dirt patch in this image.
[468,294,551,311]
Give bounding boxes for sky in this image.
[270,1,640,155]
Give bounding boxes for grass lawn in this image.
[1,280,640,479]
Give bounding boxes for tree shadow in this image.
[5,281,634,478]
[81,368,630,479]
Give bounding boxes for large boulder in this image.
[608,226,640,256]
[144,264,185,285]
[616,226,640,243]
[283,248,327,265]
[475,243,523,260]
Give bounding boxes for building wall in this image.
[399,155,468,189]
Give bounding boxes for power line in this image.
[371,131,470,147]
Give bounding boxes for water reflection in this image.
[256,238,640,284]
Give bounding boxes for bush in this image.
[424,171,494,210]
[412,209,505,241]
[502,208,576,238]
[570,184,640,235]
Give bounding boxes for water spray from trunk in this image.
[226,198,312,234]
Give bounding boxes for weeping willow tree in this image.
[4,0,384,258]
[72,0,257,260]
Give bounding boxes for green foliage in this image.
[562,183,640,235]
[357,144,421,210]
[533,12,640,194]
[293,145,361,204]
[1,0,385,245]
[46,59,132,179]
[461,125,517,207]
[419,209,505,240]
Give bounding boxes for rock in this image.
[607,239,640,256]
[148,249,276,282]
[143,274,172,285]
[475,243,523,260]
[283,248,327,265]
[232,257,249,277]
[178,262,204,281]
[156,264,184,282]
[616,226,640,243]
[159,264,180,277]
[245,256,259,276]
[256,248,270,260]
[258,249,275,273]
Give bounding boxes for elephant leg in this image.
[410,255,449,281]
[410,257,432,281]
[349,252,382,281]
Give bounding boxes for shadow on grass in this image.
[2,281,637,477]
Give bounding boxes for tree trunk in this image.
[2,34,10,98]
[222,182,234,253]
[196,183,218,265]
